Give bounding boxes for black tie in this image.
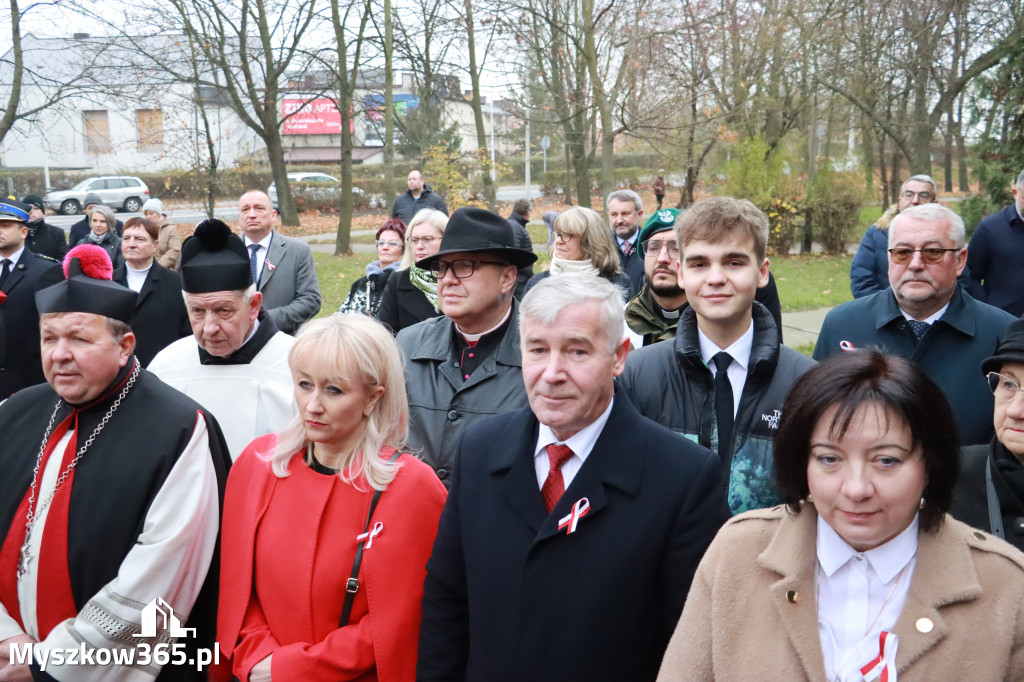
[0,259,10,289]
[713,352,734,463]
[907,319,929,343]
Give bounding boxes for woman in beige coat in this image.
[659,351,1024,681]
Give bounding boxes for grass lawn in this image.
[771,254,853,312]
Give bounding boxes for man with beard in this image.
[626,209,783,347]
[606,190,645,297]
[815,203,1015,445]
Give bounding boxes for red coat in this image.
[215,435,447,681]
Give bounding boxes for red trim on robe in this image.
[0,414,79,636]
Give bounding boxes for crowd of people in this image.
[0,165,1024,681]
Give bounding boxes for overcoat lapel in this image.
[258,234,284,290]
[892,523,982,672]
[757,506,827,679]
[491,409,546,533]
[1,259,29,294]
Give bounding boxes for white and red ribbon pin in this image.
[839,340,856,352]
[859,630,898,682]
[265,260,276,271]
[357,521,383,549]
[557,497,590,535]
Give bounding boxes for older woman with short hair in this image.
[216,314,447,682]
[375,208,448,334]
[338,218,406,316]
[85,204,124,270]
[523,206,631,296]
[658,350,1024,681]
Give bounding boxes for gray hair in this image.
[606,189,642,212]
[519,273,625,354]
[1015,169,1024,188]
[902,174,937,196]
[182,284,259,304]
[890,204,966,249]
[90,205,118,233]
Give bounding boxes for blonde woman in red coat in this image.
[216,314,447,682]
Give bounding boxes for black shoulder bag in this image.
[339,450,404,627]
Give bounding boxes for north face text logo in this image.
[762,410,781,429]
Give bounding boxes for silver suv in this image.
[44,176,151,215]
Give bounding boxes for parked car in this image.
[44,176,150,215]
[267,172,362,210]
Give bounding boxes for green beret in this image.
[638,208,682,245]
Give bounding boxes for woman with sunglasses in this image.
[338,218,406,316]
[376,209,448,334]
[952,319,1024,551]
[523,207,631,297]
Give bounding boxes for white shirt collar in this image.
[243,231,273,250]
[816,513,919,584]
[617,233,637,248]
[2,246,25,267]
[899,303,949,326]
[533,398,615,491]
[697,321,754,372]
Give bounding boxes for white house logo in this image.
[133,598,196,638]
[761,410,782,430]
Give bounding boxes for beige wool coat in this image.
[658,504,1024,681]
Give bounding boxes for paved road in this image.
[47,207,239,231]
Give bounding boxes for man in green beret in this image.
[626,209,688,347]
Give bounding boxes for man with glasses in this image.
[816,203,1015,445]
[967,168,1024,316]
[850,174,938,298]
[397,207,537,485]
[626,209,784,347]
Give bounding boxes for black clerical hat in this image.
[415,207,538,269]
[36,245,138,322]
[180,219,254,293]
[982,319,1024,376]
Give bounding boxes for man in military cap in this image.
[0,244,230,681]
[148,220,296,458]
[0,199,63,397]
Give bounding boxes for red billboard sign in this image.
[281,98,345,135]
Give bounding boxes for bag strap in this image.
[986,456,1006,540]
[339,450,403,627]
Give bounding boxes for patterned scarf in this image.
[409,265,439,311]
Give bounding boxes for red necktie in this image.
[542,443,575,513]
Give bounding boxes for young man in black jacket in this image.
[620,197,814,515]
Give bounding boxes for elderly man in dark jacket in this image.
[397,207,537,486]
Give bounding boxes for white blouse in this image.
[816,514,919,681]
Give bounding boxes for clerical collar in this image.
[658,305,682,321]
[455,305,512,344]
[198,311,279,365]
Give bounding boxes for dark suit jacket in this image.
[374,268,441,335]
[254,231,321,334]
[417,391,731,682]
[617,243,644,298]
[113,262,191,366]
[0,249,64,396]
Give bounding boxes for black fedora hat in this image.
[982,318,1024,376]
[416,207,538,269]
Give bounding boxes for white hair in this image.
[519,273,625,354]
[889,203,965,249]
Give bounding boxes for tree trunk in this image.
[563,142,575,206]
[0,0,24,146]
[383,0,395,212]
[463,0,496,211]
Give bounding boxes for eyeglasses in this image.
[554,231,576,243]
[987,372,1024,400]
[429,259,508,279]
[408,236,439,246]
[640,238,680,258]
[901,190,934,201]
[376,240,403,248]
[887,247,959,265]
